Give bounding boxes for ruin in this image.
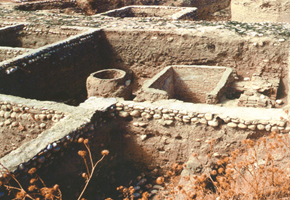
[135,65,235,104]
[0,1,289,199]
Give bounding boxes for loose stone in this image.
[265,124,271,131]
[238,123,247,129]
[119,111,129,118]
[191,118,199,123]
[277,121,286,127]
[271,126,279,132]
[257,124,265,130]
[138,122,148,127]
[130,110,141,117]
[39,114,46,120]
[4,112,10,119]
[141,112,152,119]
[227,122,237,128]
[4,119,11,126]
[116,102,123,107]
[10,112,17,119]
[208,120,219,127]
[197,114,204,118]
[11,121,18,127]
[39,123,46,129]
[0,122,4,127]
[153,114,162,119]
[0,110,4,117]
[183,116,190,123]
[46,114,52,120]
[164,120,174,126]
[205,113,213,121]
[200,118,207,124]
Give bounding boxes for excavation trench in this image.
[0,27,289,199]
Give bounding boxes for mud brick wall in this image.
[0,24,24,47]
[0,29,107,102]
[173,67,225,103]
[149,67,174,99]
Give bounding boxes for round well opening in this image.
[93,69,125,80]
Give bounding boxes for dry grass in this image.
[157,132,290,200]
[0,137,109,200]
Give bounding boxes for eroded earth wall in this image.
[101,29,289,96]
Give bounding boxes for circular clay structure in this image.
[86,69,131,99]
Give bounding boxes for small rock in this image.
[4,112,10,119]
[191,117,199,123]
[138,122,148,127]
[133,122,139,127]
[39,114,46,120]
[10,112,17,119]
[130,110,141,117]
[153,114,162,119]
[46,114,52,120]
[0,122,3,127]
[4,119,11,126]
[183,116,190,123]
[200,118,207,124]
[140,135,147,141]
[238,123,247,129]
[276,99,283,105]
[265,124,271,131]
[271,126,279,133]
[0,110,4,117]
[119,111,129,118]
[248,125,256,130]
[277,121,286,127]
[11,121,18,127]
[205,113,213,121]
[227,122,237,128]
[164,120,174,126]
[116,102,124,107]
[208,120,219,127]
[197,114,204,118]
[39,123,46,129]
[257,124,265,130]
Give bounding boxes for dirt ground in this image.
[0,113,57,158]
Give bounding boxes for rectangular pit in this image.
[137,65,234,104]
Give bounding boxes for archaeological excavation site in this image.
[1,0,290,199]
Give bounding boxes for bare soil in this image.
[0,116,56,158]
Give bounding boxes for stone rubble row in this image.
[115,102,288,132]
[0,101,64,128]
